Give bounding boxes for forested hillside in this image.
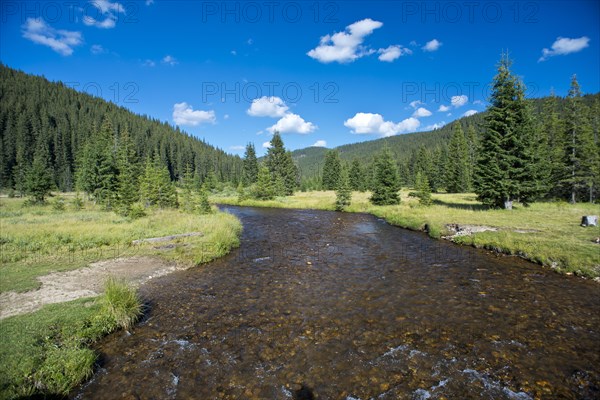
[0,64,243,192]
[293,94,600,189]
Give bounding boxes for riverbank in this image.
[0,196,242,398]
[213,191,600,279]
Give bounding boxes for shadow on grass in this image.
[432,198,488,211]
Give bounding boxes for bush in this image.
[127,202,147,219]
[71,195,84,210]
[52,196,66,211]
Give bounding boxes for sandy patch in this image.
[0,256,185,320]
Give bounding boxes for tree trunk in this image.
[504,197,513,210]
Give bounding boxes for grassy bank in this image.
[213,191,600,278]
[0,279,142,399]
[0,195,242,293]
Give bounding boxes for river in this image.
[73,206,600,399]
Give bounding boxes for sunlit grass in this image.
[0,278,143,399]
[213,190,600,278]
[0,196,242,293]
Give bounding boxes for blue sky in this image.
[1,0,598,156]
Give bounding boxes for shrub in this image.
[100,277,142,331]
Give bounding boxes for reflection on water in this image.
[74,206,600,399]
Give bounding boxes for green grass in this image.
[0,279,142,399]
[213,190,600,278]
[0,196,242,293]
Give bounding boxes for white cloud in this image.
[451,95,468,108]
[162,55,178,65]
[312,140,327,147]
[142,59,155,67]
[172,102,216,126]
[268,113,317,134]
[377,45,412,62]
[145,0,154,5]
[539,36,590,62]
[229,145,245,151]
[463,109,478,117]
[422,39,442,52]
[409,100,423,109]
[409,40,418,47]
[424,122,446,130]
[90,44,106,54]
[412,107,432,118]
[83,0,125,29]
[247,96,289,118]
[344,112,420,137]
[21,18,83,56]
[230,50,237,56]
[262,141,272,149]
[473,100,484,105]
[307,18,383,63]
[223,114,230,120]
[247,38,254,45]
[438,104,451,112]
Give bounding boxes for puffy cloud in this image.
[307,18,383,63]
[268,113,316,134]
[145,0,154,5]
[451,95,468,108]
[162,55,178,65]
[142,59,156,67]
[262,141,272,148]
[409,100,423,109]
[422,39,442,52]
[463,109,478,117]
[539,36,590,61]
[424,121,446,130]
[247,96,289,118]
[412,107,432,118]
[378,45,412,62]
[312,140,327,147]
[21,18,83,56]
[438,104,451,112]
[83,0,125,29]
[344,112,420,137]
[172,102,216,126]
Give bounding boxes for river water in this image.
[73,206,600,399]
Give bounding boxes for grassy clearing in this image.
[0,195,242,293]
[213,190,600,278]
[0,279,142,399]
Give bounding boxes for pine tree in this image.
[253,165,275,200]
[465,124,479,190]
[140,155,178,208]
[242,143,259,186]
[265,132,297,196]
[335,166,352,211]
[236,181,247,203]
[562,75,598,203]
[180,164,196,213]
[413,146,433,187]
[415,171,432,206]
[349,159,365,191]
[115,128,139,215]
[446,122,470,193]
[197,184,212,214]
[24,142,53,203]
[474,54,538,209]
[370,146,401,205]
[322,150,342,190]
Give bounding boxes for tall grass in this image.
[213,190,600,278]
[0,278,143,399]
[0,197,242,293]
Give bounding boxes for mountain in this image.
[0,64,242,192]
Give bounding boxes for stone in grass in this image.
[581,215,598,227]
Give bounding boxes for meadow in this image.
[0,195,242,398]
[213,190,600,279]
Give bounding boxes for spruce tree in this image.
[242,143,259,186]
[446,122,470,193]
[24,142,53,203]
[415,171,432,206]
[140,155,177,208]
[465,124,479,190]
[253,165,275,200]
[180,164,196,213]
[115,128,139,215]
[562,75,598,203]
[474,54,538,209]
[370,146,401,205]
[349,159,365,191]
[197,184,212,214]
[335,166,352,211]
[265,132,297,196]
[322,150,342,190]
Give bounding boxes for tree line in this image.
[0,64,243,196]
